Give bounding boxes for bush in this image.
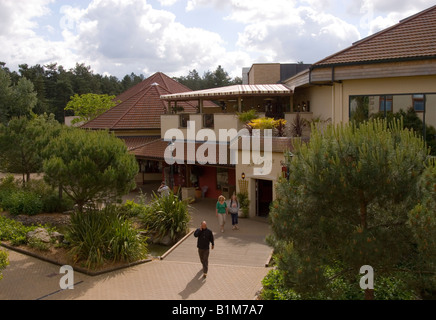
[2,191,43,216]
[67,206,148,269]
[0,176,73,215]
[261,267,418,300]
[140,192,190,242]
[0,249,9,281]
[41,193,74,214]
[237,192,249,218]
[0,216,42,245]
[0,174,20,205]
[118,200,148,218]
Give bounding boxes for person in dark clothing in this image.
[194,221,214,278]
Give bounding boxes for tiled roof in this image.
[315,5,436,66]
[118,136,161,151]
[132,139,234,167]
[82,72,213,130]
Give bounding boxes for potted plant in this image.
[237,109,259,135]
[237,192,250,218]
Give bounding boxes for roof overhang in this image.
[160,84,293,102]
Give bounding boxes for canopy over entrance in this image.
[160,84,293,114]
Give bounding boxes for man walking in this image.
[194,221,214,278]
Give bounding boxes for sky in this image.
[0,0,435,80]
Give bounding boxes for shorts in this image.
[217,213,226,226]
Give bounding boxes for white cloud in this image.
[225,2,361,64]
[0,0,80,70]
[1,0,435,81]
[63,0,250,77]
[158,0,180,6]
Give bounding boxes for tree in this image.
[0,68,37,123]
[268,119,433,299]
[64,93,120,125]
[43,128,139,211]
[174,66,242,90]
[408,161,436,298]
[0,114,62,183]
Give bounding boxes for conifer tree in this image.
[268,119,434,299]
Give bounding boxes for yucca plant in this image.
[67,208,111,269]
[108,213,148,263]
[67,206,148,269]
[141,192,191,243]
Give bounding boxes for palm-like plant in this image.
[141,192,191,243]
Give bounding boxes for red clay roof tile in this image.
[82,72,213,130]
[315,5,436,66]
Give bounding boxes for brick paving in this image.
[0,186,273,300]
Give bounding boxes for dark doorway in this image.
[256,179,273,217]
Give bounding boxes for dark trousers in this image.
[231,213,238,225]
[198,249,210,274]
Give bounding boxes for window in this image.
[379,95,393,112]
[180,114,189,128]
[203,114,214,128]
[413,94,425,112]
[349,93,436,149]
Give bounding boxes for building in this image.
[81,72,217,185]
[81,5,436,217]
[244,63,311,85]
[160,5,436,217]
[285,5,436,131]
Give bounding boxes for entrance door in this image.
[256,179,273,217]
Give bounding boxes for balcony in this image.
[161,113,244,142]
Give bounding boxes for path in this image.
[0,183,273,300]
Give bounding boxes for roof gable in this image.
[315,5,436,66]
[82,72,200,130]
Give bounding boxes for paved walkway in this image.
[0,184,273,300]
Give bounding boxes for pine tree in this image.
[268,119,433,299]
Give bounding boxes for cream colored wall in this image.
[161,113,243,142]
[236,150,284,218]
[339,76,436,123]
[293,86,333,123]
[161,115,184,138]
[293,76,436,125]
[284,112,313,137]
[427,95,436,128]
[213,114,243,138]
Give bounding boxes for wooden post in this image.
[199,99,204,114]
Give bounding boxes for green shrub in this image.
[41,193,74,214]
[237,109,259,123]
[0,174,20,205]
[28,237,50,251]
[67,206,147,269]
[261,267,418,300]
[140,192,190,242]
[118,200,147,218]
[261,269,301,300]
[237,192,249,218]
[0,249,9,281]
[0,176,73,215]
[2,191,43,216]
[108,213,147,262]
[0,216,41,245]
